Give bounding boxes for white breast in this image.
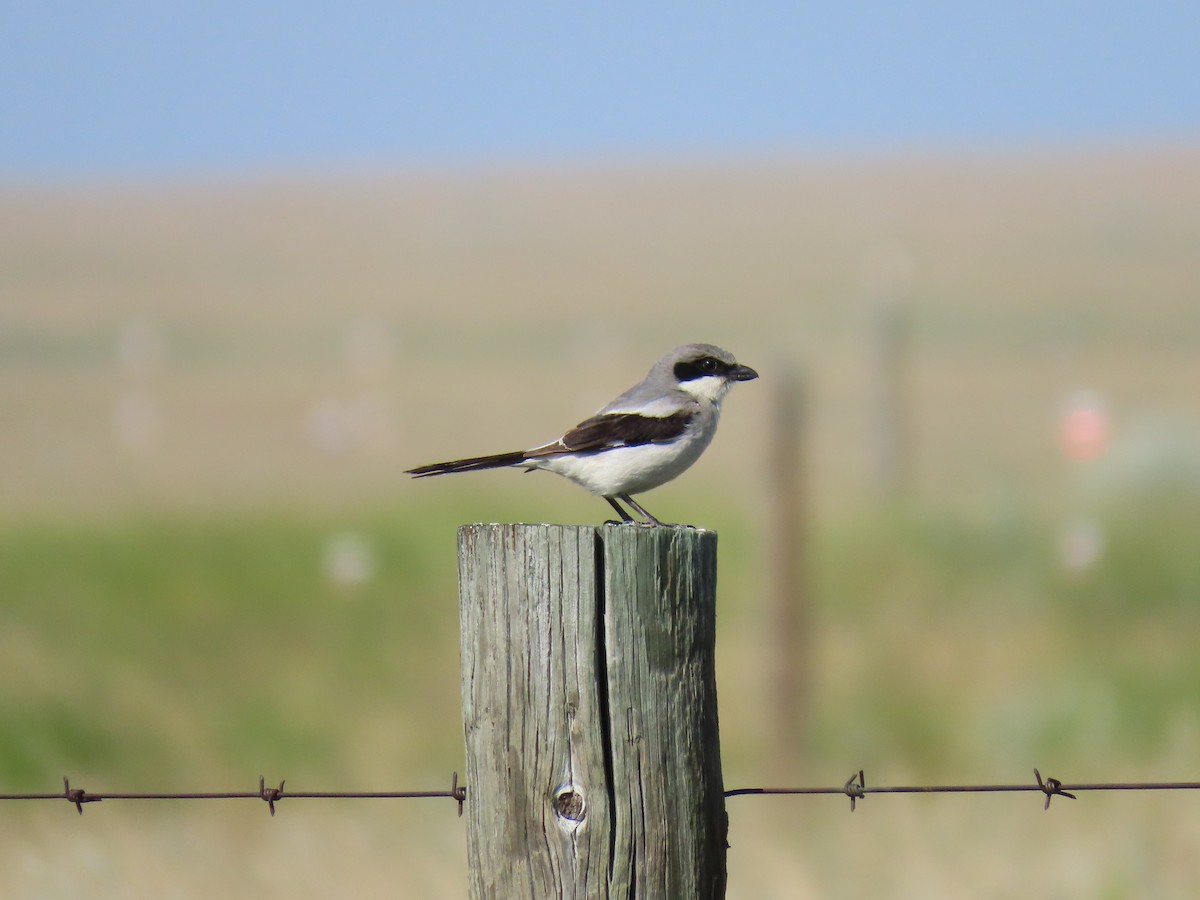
[530,416,718,496]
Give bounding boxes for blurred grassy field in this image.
[2,146,1200,897]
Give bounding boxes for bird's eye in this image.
[699,357,719,373]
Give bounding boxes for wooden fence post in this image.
[458,523,726,899]
[767,366,809,771]
[863,249,914,501]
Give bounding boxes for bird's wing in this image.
[525,410,695,458]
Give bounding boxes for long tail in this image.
[405,450,529,478]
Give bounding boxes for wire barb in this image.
[450,771,466,817]
[258,775,286,816]
[1034,768,1077,810]
[843,770,866,812]
[63,777,100,815]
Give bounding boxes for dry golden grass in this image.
[4,790,1200,900]
[3,145,1199,519]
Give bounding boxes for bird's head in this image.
[664,343,759,404]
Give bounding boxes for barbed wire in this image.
[0,773,466,816]
[725,769,1200,811]
[4,768,1200,817]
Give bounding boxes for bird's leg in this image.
[619,494,664,526]
[605,496,635,524]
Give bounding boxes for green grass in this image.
[790,497,1200,779]
[0,505,469,788]
[3,491,1198,793]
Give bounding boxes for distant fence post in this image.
[457,523,726,899]
[863,247,915,501]
[767,366,810,770]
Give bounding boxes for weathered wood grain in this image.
[458,523,725,899]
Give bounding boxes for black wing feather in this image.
[534,410,694,456]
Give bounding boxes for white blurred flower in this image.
[322,531,376,592]
[1060,516,1104,574]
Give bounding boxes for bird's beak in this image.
[730,364,759,382]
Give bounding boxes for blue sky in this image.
[4,2,1199,178]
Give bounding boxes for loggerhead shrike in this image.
[406,343,758,524]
